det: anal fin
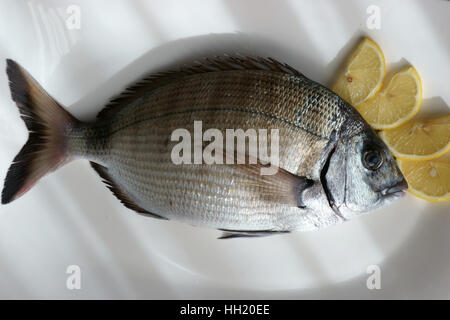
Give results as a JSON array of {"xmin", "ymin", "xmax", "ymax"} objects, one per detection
[
  {"xmin": 90, "ymin": 162, "xmax": 168, "ymax": 220},
  {"xmin": 218, "ymin": 229, "xmax": 290, "ymax": 239}
]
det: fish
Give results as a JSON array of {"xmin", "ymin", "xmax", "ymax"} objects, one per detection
[{"xmin": 1, "ymin": 56, "xmax": 407, "ymax": 238}]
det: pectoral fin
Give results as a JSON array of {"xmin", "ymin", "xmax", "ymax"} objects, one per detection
[{"xmin": 233, "ymin": 158, "xmax": 315, "ymax": 208}]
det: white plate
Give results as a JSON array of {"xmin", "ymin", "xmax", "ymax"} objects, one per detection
[{"xmin": 0, "ymin": 0, "xmax": 449, "ymax": 299}]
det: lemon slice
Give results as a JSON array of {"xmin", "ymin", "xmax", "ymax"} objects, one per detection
[
  {"xmin": 397, "ymin": 153, "xmax": 450, "ymax": 202},
  {"xmin": 332, "ymin": 37, "xmax": 385, "ymax": 106},
  {"xmin": 357, "ymin": 67, "xmax": 422, "ymax": 130},
  {"xmin": 380, "ymin": 115, "xmax": 450, "ymax": 160}
]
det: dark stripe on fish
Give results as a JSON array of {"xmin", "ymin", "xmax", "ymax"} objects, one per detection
[
  {"xmin": 320, "ymin": 145, "xmax": 347, "ymax": 221},
  {"xmin": 87, "ymin": 106, "xmax": 330, "ymax": 140}
]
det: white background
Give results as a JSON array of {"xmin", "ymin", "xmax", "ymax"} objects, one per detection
[{"xmin": 0, "ymin": 0, "xmax": 449, "ymax": 299}]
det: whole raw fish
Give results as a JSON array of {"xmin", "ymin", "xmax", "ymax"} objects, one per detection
[{"xmin": 1, "ymin": 56, "xmax": 407, "ymax": 238}]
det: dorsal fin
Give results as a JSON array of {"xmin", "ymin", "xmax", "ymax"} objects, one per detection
[
  {"xmin": 90, "ymin": 162, "xmax": 168, "ymax": 220},
  {"xmin": 96, "ymin": 55, "xmax": 305, "ymax": 119}
]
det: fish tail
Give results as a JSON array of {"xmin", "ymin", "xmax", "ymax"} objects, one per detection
[{"xmin": 1, "ymin": 59, "xmax": 79, "ymax": 204}]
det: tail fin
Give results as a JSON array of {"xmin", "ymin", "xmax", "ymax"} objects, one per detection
[{"xmin": 1, "ymin": 59, "xmax": 78, "ymax": 204}]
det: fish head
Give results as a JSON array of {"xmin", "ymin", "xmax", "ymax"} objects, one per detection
[{"xmin": 325, "ymin": 126, "xmax": 407, "ymax": 220}]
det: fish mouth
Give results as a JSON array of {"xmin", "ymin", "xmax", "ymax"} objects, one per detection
[{"xmin": 380, "ymin": 179, "xmax": 408, "ymax": 198}]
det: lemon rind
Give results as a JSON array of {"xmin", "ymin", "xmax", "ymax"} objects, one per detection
[
  {"xmin": 407, "ymin": 189, "xmax": 450, "ymax": 202},
  {"xmin": 352, "ymin": 38, "xmax": 386, "ymax": 106},
  {"xmin": 354, "ymin": 38, "xmax": 386, "ymax": 106}
]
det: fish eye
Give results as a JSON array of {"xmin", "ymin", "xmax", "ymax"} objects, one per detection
[{"xmin": 363, "ymin": 149, "xmax": 383, "ymax": 170}]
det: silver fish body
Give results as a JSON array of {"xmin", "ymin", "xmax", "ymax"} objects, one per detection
[{"xmin": 2, "ymin": 57, "xmax": 407, "ymax": 235}]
